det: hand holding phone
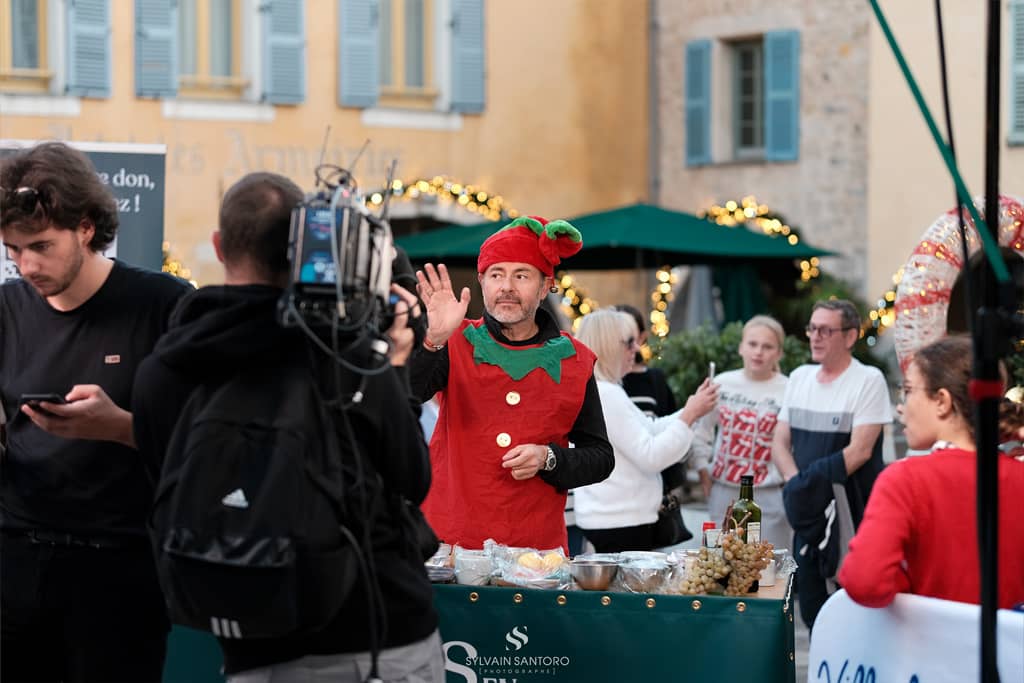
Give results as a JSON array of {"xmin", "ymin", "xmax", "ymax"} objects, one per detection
[{"xmin": 19, "ymin": 393, "xmax": 67, "ymax": 409}]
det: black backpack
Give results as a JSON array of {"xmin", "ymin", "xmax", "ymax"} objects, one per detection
[{"xmin": 149, "ymin": 362, "xmax": 366, "ymax": 639}]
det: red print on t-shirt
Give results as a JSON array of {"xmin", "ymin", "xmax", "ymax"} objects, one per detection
[{"xmin": 711, "ymin": 405, "xmax": 778, "ymax": 484}]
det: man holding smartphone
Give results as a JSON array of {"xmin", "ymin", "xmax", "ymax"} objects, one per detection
[{"xmin": 0, "ymin": 142, "xmax": 190, "ymax": 681}]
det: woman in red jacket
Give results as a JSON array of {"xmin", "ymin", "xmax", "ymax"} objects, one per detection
[{"xmin": 839, "ymin": 335, "xmax": 1024, "ymax": 609}]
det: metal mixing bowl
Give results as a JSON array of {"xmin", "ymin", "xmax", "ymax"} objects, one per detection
[{"xmin": 570, "ymin": 560, "xmax": 619, "ymax": 591}]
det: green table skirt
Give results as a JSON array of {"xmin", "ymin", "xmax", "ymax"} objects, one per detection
[{"xmin": 164, "ymin": 577, "xmax": 796, "ymax": 683}]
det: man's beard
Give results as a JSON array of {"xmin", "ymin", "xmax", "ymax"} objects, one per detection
[
  {"xmin": 488, "ymin": 297, "xmax": 539, "ymax": 326},
  {"xmin": 29, "ymin": 243, "xmax": 84, "ymax": 297}
]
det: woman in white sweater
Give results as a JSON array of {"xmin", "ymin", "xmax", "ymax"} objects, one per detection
[{"xmin": 573, "ymin": 309, "xmax": 718, "ymax": 552}]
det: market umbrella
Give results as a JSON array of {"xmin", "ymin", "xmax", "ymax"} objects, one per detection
[{"xmin": 395, "ymin": 202, "xmax": 834, "ymax": 269}]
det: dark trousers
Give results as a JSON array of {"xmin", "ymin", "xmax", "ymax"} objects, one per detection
[
  {"xmin": 580, "ymin": 523, "xmax": 658, "ymax": 554},
  {"xmin": 1, "ymin": 532, "xmax": 170, "ymax": 683},
  {"xmin": 793, "ymin": 532, "xmax": 832, "ymax": 632}
]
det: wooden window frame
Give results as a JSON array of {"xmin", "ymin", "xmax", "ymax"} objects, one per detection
[
  {"xmin": 178, "ymin": 0, "xmax": 249, "ymax": 99},
  {"xmin": 732, "ymin": 38, "xmax": 765, "ymax": 161},
  {"xmin": 0, "ymin": 0, "xmax": 53, "ymax": 93},
  {"xmin": 379, "ymin": 0, "xmax": 437, "ymax": 109}
]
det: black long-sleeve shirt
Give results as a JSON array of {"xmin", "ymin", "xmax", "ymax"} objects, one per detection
[{"xmin": 409, "ymin": 308, "xmax": 613, "ymax": 490}]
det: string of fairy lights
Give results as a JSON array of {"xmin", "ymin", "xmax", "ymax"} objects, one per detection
[
  {"xmin": 866, "ymin": 272, "xmax": 900, "ymax": 346},
  {"xmin": 365, "ymin": 176, "xmax": 519, "ymax": 223},
  {"xmin": 701, "ymin": 195, "xmax": 822, "ymax": 282},
  {"xmin": 649, "ymin": 267, "xmax": 677, "ymax": 337},
  {"xmin": 162, "ymin": 241, "xmax": 197, "ymax": 287}
]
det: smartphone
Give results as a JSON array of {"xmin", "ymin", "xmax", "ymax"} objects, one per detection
[
  {"xmin": 19, "ymin": 393, "xmax": 67, "ymax": 408},
  {"xmin": 707, "ymin": 361, "xmax": 716, "ymax": 381}
]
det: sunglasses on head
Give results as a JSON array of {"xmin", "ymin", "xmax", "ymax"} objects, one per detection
[{"xmin": 0, "ymin": 186, "xmax": 45, "ymax": 217}]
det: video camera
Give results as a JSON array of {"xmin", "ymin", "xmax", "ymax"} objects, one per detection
[{"xmin": 278, "ymin": 164, "xmax": 394, "ymax": 339}]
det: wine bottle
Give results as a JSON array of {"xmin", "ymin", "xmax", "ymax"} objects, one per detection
[{"xmin": 730, "ymin": 474, "xmax": 762, "ymax": 592}]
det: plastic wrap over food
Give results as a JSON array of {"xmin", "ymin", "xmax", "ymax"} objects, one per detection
[{"xmin": 488, "ymin": 541, "xmax": 570, "ymax": 589}]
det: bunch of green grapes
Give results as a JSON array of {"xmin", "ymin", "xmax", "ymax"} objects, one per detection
[
  {"xmin": 721, "ymin": 533, "xmax": 774, "ymax": 595},
  {"xmin": 678, "ymin": 547, "xmax": 730, "ymax": 595}
]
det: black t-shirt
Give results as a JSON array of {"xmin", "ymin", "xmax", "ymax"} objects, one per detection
[
  {"xmin": 621, "ymin": 366, "xmax": 677, "ymax": 418},
  {"xmin": 0, "ymin": 260, "xmax": 190, "ymax": 536}
]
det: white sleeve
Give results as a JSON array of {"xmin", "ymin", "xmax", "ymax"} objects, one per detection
[
  {"xmin": 688, "ymin": 409, "xmax": 716, "ymax": 471},
  {"xmin": 777, "ymin": 370, "xmax": 798, "ymax": 424},
  {"xmin": 600, "ymin": 382, "xmax": 694, "ymax": 474},
  {"xmin": 853, "ymin": 368, "xmax": 894, "ymax": 426}
]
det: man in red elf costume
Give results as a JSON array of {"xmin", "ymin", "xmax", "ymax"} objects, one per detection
[{"xmin": 410, "ymin": 216, "xmax": 613, "ymax": 552}]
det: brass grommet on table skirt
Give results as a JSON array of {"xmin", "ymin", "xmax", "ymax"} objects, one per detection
[
  {"xmin": 469, "ymin": 592, "xmax": 479, "ymax": 603},
  {"xmin": 513, "ymin": 593, "xmax": 523, "ymax": 604},
  {"xmin": 600, "ymin": 595, "xmax": 612, "ymax": 606},
  {"xmin": 789, "ymin": 613, "xmax": 793, "ymax": 622},
  {"xmin": 645, "ymin": 598, "xmax": 656, "ymax": 609},
  {"xmin": 691, "ymin": 600, "xmax": 702, "ymax": 611},
  {"xmin": 736, "ymin": 601, "xmax": 747, "ymax": 613},
  {"xmin": 556, "ymin": 595, "xmax": 567, "ymax": 606},
  {"xmin": 789, "ymin": 652, "xmax": 795, "ymax": 661}
]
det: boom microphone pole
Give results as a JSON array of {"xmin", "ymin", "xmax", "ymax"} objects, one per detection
[{"xmin": 975, "ymin": 2, "xmax": 1003, "ymax": 681}]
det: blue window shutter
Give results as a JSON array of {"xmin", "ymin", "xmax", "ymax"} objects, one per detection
[
  {"xmin": 338, "ymin": 0, "xmax": 379, "ymax": 107},
  {"xmin": 684, "ymin": 39, "xmax": 711, "ymax": 166},
  {"xmin": 67, "ymin": 0, "xmax": 111, "ymax": 97},
  {"xmin": 764, "ymin": 30, "xmax": 800, "ymax": 161},
  {"xmin": 262, "ymin": 0, "xmax": 306, "ymax": 104},
  {"xmin": 1010, "ymin": 2, "xmax": 1024, "ymax": 143},
  {"xmin": 134, "ymin": 0, "xmax": 177, "ymax": 98},
  {"xmin": 450, "ymin": 0, "xmax": 484, "ymax": 113}
]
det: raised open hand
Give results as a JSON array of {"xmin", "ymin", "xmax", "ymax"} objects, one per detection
[{"xmin": 415, "ymin": 263, "xmax": 471, "ymax": 347}]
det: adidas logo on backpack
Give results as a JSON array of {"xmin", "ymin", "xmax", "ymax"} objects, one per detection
[
  {"xmin": 221, "ymin": 488, "xmax": 249, "ymax": 509},
  {"xmin": 149, "ymin": 364, "xmax": 368, "ymax": 639}
]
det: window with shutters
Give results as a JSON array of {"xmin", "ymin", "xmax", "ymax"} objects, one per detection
[
  {"xmin": 339, "ymin": 0, "xmax": 484, "ymax": 116},
  {"xmin": 1, "ymin": 0, "xmax": 111, "ymax": 99},
  {"xmin": 684, "ymin": 30, "xmax": 798, "ymax": 166},
  {"xmin": 177, "ymin": 0, "xmax": 247, "ymax": 98},
  {"xmin": 0, "ymin": 0, "xmax": 51, "ymax": 93},
  {"xmin": 378, "ymin": 0, "xmax": 437, "ymax": 108},
  {"xmin": 136, "ymin": 0, "xmax": 304, "ymax": 105}
]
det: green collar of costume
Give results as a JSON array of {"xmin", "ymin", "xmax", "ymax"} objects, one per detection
[{"xmin": 463, "ymin": 323, "xmax": 577, "ymax": 382}]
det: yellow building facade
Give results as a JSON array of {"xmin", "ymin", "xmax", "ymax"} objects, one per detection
[{"xmin": 0, "ymin": 0, "xmax": 650, "ymax": 287}]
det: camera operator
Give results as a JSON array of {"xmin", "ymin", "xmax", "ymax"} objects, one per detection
[{"xmin": 132, "ymin": 172, "xmax": 443, "ymax": 681}]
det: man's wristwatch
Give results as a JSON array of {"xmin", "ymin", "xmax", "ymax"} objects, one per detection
[{"xmin": 543, "ymin": 446, "xmax": 557, "ymax": 471}]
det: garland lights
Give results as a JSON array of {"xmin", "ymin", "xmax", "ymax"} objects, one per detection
[
  {"xmin": 366, "ymin": 176, "xmax": 519, "ymax": 222},
  {"xmin": 555, "ymin": 271, "xmax": 599, "ymax": 331},
  {"xmin": 865, "ymin": 274, "xmax": 900, "ymax": 346},
  {"xmin": 701, "ymin": 195, "xmax": 821, "ymax": 282},
  {"xmin": 162, "ymin": 241, "xmax": 197, "ymax": 288},
  {"xmin": 650, "ymin": 266, "xmax": 677, "ymax": 338}
]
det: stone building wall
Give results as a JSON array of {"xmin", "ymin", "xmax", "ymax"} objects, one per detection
[{"xmin": 655, "ymin": 0, "xmax": 872, "ymax": 292}]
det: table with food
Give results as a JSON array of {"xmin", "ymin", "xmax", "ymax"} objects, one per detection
[{"xmin": 427, "ymin": 528, "xmax": 798, "ymax": 683}]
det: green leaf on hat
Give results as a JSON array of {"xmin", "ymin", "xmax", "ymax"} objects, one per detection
[
  {"xmin": 541, "ymin": 219, "xmax": 582, "ymax": 244},
  {"xmin": 499, "ymin": 216, "xmax": 545, "ymax": 236}
]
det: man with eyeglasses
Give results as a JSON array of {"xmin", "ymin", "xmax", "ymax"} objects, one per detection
[
  {"xmin": 409, "ymin": 216, "xmax": 613, "ymax": 553},
  {"xmin": 771, "ymin": 299, "xmax": 892, "ymax": 631},
  {"xmin": 0, "ymin": 142, "xmax": 190, "ymax": 681}
]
